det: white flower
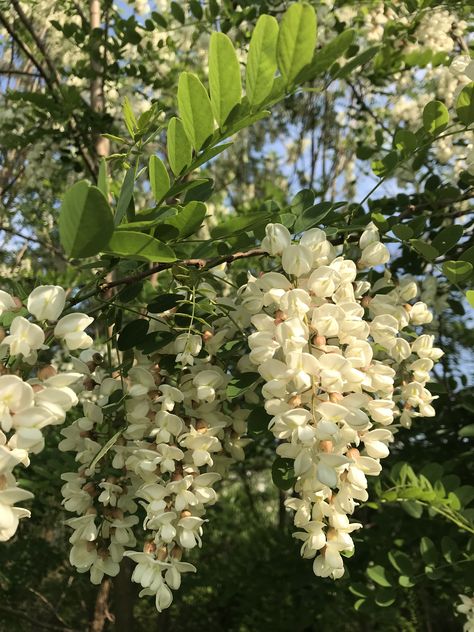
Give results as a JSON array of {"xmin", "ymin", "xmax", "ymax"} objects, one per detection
[
  {"xmin": 281, "ymin": 245, "xmax": 313, "ymax": 276},
  {"xmin": 27, "ymin": 285, "xmax": 66, "ymax": 321},
  {"xmin": 0, "ymin": 290, "xmax": 17, "ymax": 315},
  {"xmin": 54, "ymin": 313, "xmax": 94, "ymax": 350},
  {"xmin": 359, "ymin": 241, "xmax": 390, "ymax": 267},
  {"xmin": 3, "ymin": 317, "xmax": 45, "ymax": 357},
  {"xmin": 261, "ymin": 223, "xmax": 291, "ymax": 255}
]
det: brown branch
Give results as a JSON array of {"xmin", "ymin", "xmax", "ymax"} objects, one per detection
[
  {"xmin": 0, "ymin": 11, "xmax": 54, "ymax": 91},
  {"xmin": 11, "ymin": 0, "xmax": 60, "ymax": 85},
  {"xmin": 67, "ymin": 248, "xmax": 266, "ymax": 307}
]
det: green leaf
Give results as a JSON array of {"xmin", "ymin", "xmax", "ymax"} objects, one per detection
[
  {"xmin": 123, "ymin": 97, "xmax": 137, "ymax": 137},
  {"xmin": 59, "ymin": 180, "xmax": 114, "ymax": 258},
  {"xmin": 401, "ymin": 500, "xmax": 423, "ymax": 518},
  {"xmin": 388, "ymin": 551, "xmax": 414, "ymax": 576},
  {"xmin": 459, "ymin": 424, "xmax": 474, "ymax": 438},
  {"xmin": 423, "ymin": 100, "xmax": 449, "ymax": 135},
  {"xmin": 277, "ymin": 3, "xmax": 317, "ymax": 87},
  {"xmin": 210, "ymin": 210, "xmax": 272, "ymax": 239},
  {"xmin": 177, "ymin": 72, "xmax": 214, "ymax": 150},
  {"xmin": 272, "ymin": 456, "xmax": 297, "ymax": 491},
  {"xmin": 115, "ymin": 166, "xmax": 135, "ymax": 226},
  {"xmin": 247, "ymin": 406, "xmax": 272, "ymax": 437},
  {"xmin": 332, "ymin": 45, "xmax": 380, "ymax": 80},
  {"xmin": 117, "ymin": 319, "xmax": 149, "ymax": 351},
  {"xmin": 170, "ymin": 1, "xmax": 185, "ymax": 23},
  {"xmin": 411, "ymin": 239, "xmax": 438, "ymax": 261},
  {"xmin": 104, "ymin": 231, "xmax": 176, "ymax": 262},
  {"xmin": 442, "ymin": 260, "xmax": 473, "ymax": 283},
  {"xmin": 432, "ymin": 225, "xmax": 463, "ymax": 255},
  {"xmin": 185, "ymin": 142, "xmax": 233, "ymax": 173},
  {"xmin": 159, "ymin": 201, "xmax": 207, "ymax": 240},
  {"xmin": 392, "ymin": 224, "xmax": 414, "ymax": 240},
  {"xmin": 97, "ymin": 158, "xmax": 109, "ymax": 198},
  {"xmin": 246, "ymin": 15, "xmax": 279, "ymax": 106},
  {"xmin": 393, "ymin": 129, "xmax": 417, "ymax": 154},
  {"xmin": 371, "ymin": 151, "xmax": 398, "ymax": 177},
  {"xmin": 226, "ymin": 372, "xmax": 260, "ymax": 399},
  {"xmin": 297, "ymin": 29, "xmax": 355, "ymax": 81},
  {"xmin": 209, "ymin": 32, "xmax": 242, "ymax": 127},
  {"xmin": 147, "ymin": 293, "xmax": 183, "ymax": 313},
  {"xmin": 420, "ymin": 537, "xmax": 438, "ymax": 565},
  {"xmin": 456, "ymin": 82, "xmax": 474, "ymax": 125},
  {"xmin": 294, "ymin": 202, "xmax": 346, "ymax": 233},
  {"xmin": 466, "ymin": 290, "xmax": 474, "ymax": 308},
  {"xmin": 367, "ymin": 565, "xmax": 392, "ymax": 587},
  {"xmin": 399, "ymin": 575, "xmax": 416, "ymax": 588},
  {"xmin": 167, "ymin": 117, "xmax": 193, "ymax": 176},
  {"xmin": 149, "ymin": 155, "xmax": 170, "ymax": 203}
]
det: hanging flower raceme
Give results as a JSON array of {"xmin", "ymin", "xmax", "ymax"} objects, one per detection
[
  {"xmin": 238, "ymin": 222, "xmax": 442, "ymax": 579},
  {"xmin": 0, "ymin": 285, "xmax": 94, "ymax": 541},
  {"xmin": 60, "ymin": 279, "xmax": 251, "ymax": 612}
]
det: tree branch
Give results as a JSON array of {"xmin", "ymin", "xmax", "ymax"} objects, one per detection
[{"xmin": 68, "ymin": 248, "xmax": 266, "ymax": 307}]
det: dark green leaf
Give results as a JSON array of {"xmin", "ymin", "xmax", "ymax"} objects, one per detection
[
  {"xmin": 226, "ymin": 372, "xmax": 260, "ymax": 399},
  {"xmin": 117, "ymin": 319, "xmax": 149, "ymax": 351},
  {"xmin": 432, "ymin": 225, "xmax": 463, "ymax": 255},
  {"xmin": 272, "ymin": 456, "xmax": 297, "ymax": 490},
  {"xmin": 147, "ymin": 293, "xmax": 183, "ymax": 313}
]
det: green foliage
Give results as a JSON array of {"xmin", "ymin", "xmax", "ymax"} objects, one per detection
[
  {"xmin": 58, "ymin": 181, "xmax": 114, "ymax": 258},
  {"xmin": 246, "ymin": 15, "xmax": 279, "ymax": 106},
  {"xmin": 209, "ymin": 32, "xmax": 242, "ymax": 127},
  {"xmin": 276, "ymin": 3, "xmax": 317, "ymax": 86}
]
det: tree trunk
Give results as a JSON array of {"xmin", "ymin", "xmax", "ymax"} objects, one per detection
[
  {"xmin": 89, "ymin": 0, "xmax": 110, "ymax": 161},
  {"xmin": 90, "ymin": 578, "xmax": 112, "ymax": 632},
  {"xmin": 112, "ymin": 558, "xmax": 135, "ymax": 632}
]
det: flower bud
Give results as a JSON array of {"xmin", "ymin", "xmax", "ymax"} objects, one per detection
[
  {"xmin": 37, "ymin": 365, "xmax": 57, "ymax": 380},
  {"xmin": 261, "ymin": 223, "xmax": 291, "ymax": 255}
]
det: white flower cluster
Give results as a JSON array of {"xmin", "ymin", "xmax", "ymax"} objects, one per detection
[
  {"xmin": 457, "ymin": 594, "xmax": 474, "ymax": 632},
  {"xmin": 0, "ymin": 285, "xmax": 93, "ymax": 541},
  {"xmin": 239, "ymin": 223, "xmax": 442, "ymax": 579},
  {"xmin": 60, "ymin": 325, "xmax": 249, "ymax": 611},
  {"xmin": 411, "ymin": 9, "xmax": 465, "ymax": 54}
]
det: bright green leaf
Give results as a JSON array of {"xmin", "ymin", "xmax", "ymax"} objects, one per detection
[
  {"xmin": 466, "ymin": 290, "xmax": 474, "ymax": 308},
  {"xmin": 277, "ymin": 3, "xmax": 317, "ymax": 87},
  {"xmin": 443, "ymin": 260, "xmax": 473, "ymax": 283},
  {"xmin": 209, "ymin": 32, "xmax": 242, "ymax": 127},
  {"xmin": 246, "ymin": 15, "xmax": 279, "ymax": 106},
  {"xmin": 332, "ymin": 45, "xmax": 380, "ymax": 80},
  {"xmin": 177, "ymin": 72, "xmax": 214, "ymax": 150},
  {"xmin": 297, "ymin": 29, "xmax": 355, "ymax": 81},
  {"xmin": 456, "ymin": 82, "xmax": 474, "ymax": 125},
  {"xmin": 104, "ymin": 231, "xmax": 176, "ymax": 262},
  {"xmin": 149, "ymin": 155, "xmax": 171, "ymax": 203},
  {"xmin": 423, "ymin": 100, "xmax": 449, "ymax": 135},
  {"xmin": 167, "ymin": 117, "xmax": 192, "ymax": 176},
  {"xmin": 59, "ymin": 180, "xmax": 114, "ymax": 258},
  {"xmin": 367, "ymin": 565, "xmax": 392, "ymax": 588}
]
